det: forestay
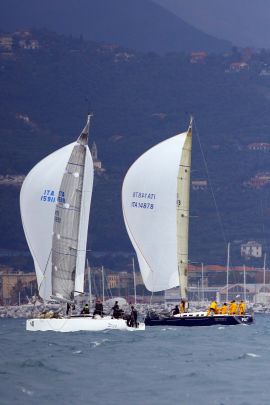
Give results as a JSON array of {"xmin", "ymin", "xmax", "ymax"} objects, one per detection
[{"xmin": 122, "ymin": 131, "xmax": 189, "ymax": 292}]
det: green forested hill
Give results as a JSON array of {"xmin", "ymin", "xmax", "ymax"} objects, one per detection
[
  {"xmin": 0, "ymin": 0, "xmax": 231, "ymax": 54},
  {"xmin": 1, "ymin": 30, "xmax": 270, "ymax": 267}
]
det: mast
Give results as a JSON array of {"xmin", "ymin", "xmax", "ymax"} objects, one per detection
[
  {"xmin": 132, "ymin": 257, "xmax": 137, "ymax": 305},
  {"xmin": 87, "ymin": 258, "xmax": 92, "ymax": 309},
  {"xmin": 243, "ymin": 264, "xmax": 246, "ymax": 302},
  {"xmin": 101, "ymin": 266, "xmax": 105, "ymax": 305},
  {"xmin": 176, "ymin": 116, "xmax": 193, "ymax": 300},
  {"xmin": 263, "ymin": 252, "xmax": 266, "ymax": 289},
  {"xmin": 201, "ymin": 262, "xmax": 204, "ymax": 303},
  {"xmin": 226, "ymin": 242, "xmax": 230, "ymax": 303},
  {"xmin": 51, "ymin": 114, "xmax": 93, "ymax": 302},
  {"xmin": 77, "ymin": 113, "xmax": 92, "ymax": 145}
]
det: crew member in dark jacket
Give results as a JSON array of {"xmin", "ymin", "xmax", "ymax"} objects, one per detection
[
  {"xmin": 81, "ymin": 303, "xmax": 90, "ymax": 315},
  {"xmin": 112, "ymin": 301, "xmax": 121, "ymax": 318},
  {"xmin": 93, "ymin": 299, "xmax": 103, "ymax": 317},
  {"xmin": 172, "ymin": 305, "xmax": 180, "ymax": 316},
  {"xmin": 130, "ymin": 305, "xmax": 138, "ymax": 327}
]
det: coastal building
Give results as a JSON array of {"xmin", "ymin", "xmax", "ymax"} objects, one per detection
[
  {"xmin": 247, "ymin": 142, "xmax": 270, "ymax": 151},
  {"xmin": 260, "ymin": 68, "xmax": 270, "ymax": 77},
  {"xmin": 229, "ymin": 62, "xmax": 249, "ymax": 72},
  {"xmin": 191, "ymin": 180, "xmax": 208, "ymax": 190},
  {"xmin": 0, "ymin": 271, "xmax": 36, "ymax": 305},
  {"xmin": 114, "ymin": 52, "xmax": 135, "ymax": 63},
  {"xmin": 190, "ymin": 51, "xmax": 207, "ymax": 64},
  {"xmin": 18, "ymin": 38, "xmax": 39, "ymax": 50},
  {"xmin": 107, "ymin": 271, "xmax": 143, "ymax": 291},
  {"xmin": 0, "ymin": 174, "xmax": 25, "ymax": 187},
  {"xmin": 0, "ymin": 32, "xmax": 40, "ymax": 53},
  {"xmin": 0, "ymin": 35, "xmax": 13, "ymax": 51},
  {"xmin": 241, "ymin": 241, "xmax": 262, "ymax": 259},
  {"xmin": 107, "ymin": 274, "xmax": 119, "ymax": 289},
  {"xmin": 243, "ymin": 172, "xmax": 270, "ymax": 188}
]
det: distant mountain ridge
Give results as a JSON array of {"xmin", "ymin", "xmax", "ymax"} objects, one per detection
[
  {"xmin": 153, "ymin": 0, "xmax": 270, "ymax": 49},
  {"xmin": 1, "ymin": 29, "xmax": 270, "ymax": 265},
  {"xmin": 0, "ymin": 0, "xmax": 231, "ymax": 53}
]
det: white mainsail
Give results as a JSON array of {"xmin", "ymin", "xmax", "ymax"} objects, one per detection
[
  {"xmin": 122, "ymin": 120, "xmax": 192, "ymax": 297},
  {"xmin": 20, "ymin": 115, "xmax": 94, "ymax": 302}
]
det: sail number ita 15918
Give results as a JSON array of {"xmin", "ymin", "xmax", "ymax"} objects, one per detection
[{"xmin": 40, "ymin": 189, "xmax": 65, "ymax": 203}]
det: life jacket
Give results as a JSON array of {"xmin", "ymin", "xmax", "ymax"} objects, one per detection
[
  {"xmin": 220, "ymin": 305, "xmax": 227, "ymax": 314},
  {"xmin": 180, "ymin": 302, "xmax": 186, "ymax": 313},
  {"xmin": 229, "ymin": 302, "xmax": 238, "ymax": 314},
  {"xmin": 210, "ymin": 301, "xmax": 217, "ymax": 311},
  {"xmin": 239, "ymin": 302, "xmax": 246, "ymax": 314}
]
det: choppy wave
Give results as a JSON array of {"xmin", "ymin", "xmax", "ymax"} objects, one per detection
[{"xmin": 1, "ymin": 316, "xmax": 270, "ymax": 405}]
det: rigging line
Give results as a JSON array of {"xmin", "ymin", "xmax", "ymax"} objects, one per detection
[
  {"xmin": 31, "ymin": 249, "xmax": 52, "ymax": 317},
  {"xmin": 193, "ymin": 119, "xmax": 227, "ymax": 245},
  {"xmin": 150, "ymin": 290, "xmax": 154, "ymax": 306},
  {"xmin": 259, "ymin": 194, "xmax": 266, "ymax": 246}
]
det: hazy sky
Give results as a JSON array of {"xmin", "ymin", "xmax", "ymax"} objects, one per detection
[{"xmin": 153, "ymin": 0, "xmax": 270, "ymax": 48}]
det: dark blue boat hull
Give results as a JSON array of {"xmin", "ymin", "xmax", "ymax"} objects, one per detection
[{"xmin": 145, "ymin": 314, "xmax": 254, "ymax": 327}]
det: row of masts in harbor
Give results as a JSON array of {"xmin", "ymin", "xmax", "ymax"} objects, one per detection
[
  {"xmin": 84, "ymin": 246, "xmax": 269, "ymax": 309},
  {"xmin": 86, "ymin": 257, "xmax": 138, "ymax": 307}
]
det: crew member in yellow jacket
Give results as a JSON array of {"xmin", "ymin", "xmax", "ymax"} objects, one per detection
[
  {"xmin": 207, "ymin": 300, "xmax": 218, "ymax": 315},
  {"xmin": 229, "ymin": 300, "xmax": 238, "ymax": 315},
  {"xmin": 239, "ymin": 301, "xmax": 246, "ymax": 315},
  {"xmin": 180, "ymin": 299, "xmax": 187, "ymax": 313},
  {"xmin": 220, "ymin": 303, "xmax": 228, "ymax": 314}
]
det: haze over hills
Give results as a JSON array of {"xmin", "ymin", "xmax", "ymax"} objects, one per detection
[
  {"xmin": 154, "ymin": 0, "xmax": 270, "ymax": 49},
  {"xmin": 2, "ymin": 29, "xmax": 270, "ymax": 269},
  {"xmin": 0, "ymin": 0, "xmax": 231, "ymax": 54}
]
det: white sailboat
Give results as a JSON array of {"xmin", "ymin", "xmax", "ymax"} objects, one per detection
[
  {"xmin": 122, "ymin": 118, "xmax": 253, "ymax": 326},
  {"xmin": 20, "ymin": 115, "xmax": 144, "ymax": 332}
]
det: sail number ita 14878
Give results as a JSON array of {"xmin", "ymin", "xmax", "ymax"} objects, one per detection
[{"xmin": 131, "ymin": 191, "xmax": 156, "ymax": 210}]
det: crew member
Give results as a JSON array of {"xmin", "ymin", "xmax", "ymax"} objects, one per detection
[
  {"xmin": 93, "ymin": 299, "xmax": 103, "ymax": 316},
  {"xmin": 130, "ymin": 305, "xmax": 138, "ymax": 327},
  {"xmin": 220, "ymin": 303, "xmax": 228, "ymax": 314},
  {"xmin": 172, "ymin": 305, "xmax": 180, "ymax": 316},
  {"xmin": 229, "ymin": 300, "xmax": 238, "ymax": 315},
  {"xmin": 180, "ymin": 299, "xmax": 187, "ymax": 313},
  {"xmin": 207, "ymin": 300, "xmax": 218, "ymax": 315},
  {"xmin": 239, "ymin": 300, "xmax": 246, "ymax": 315},
  {"xmin": 112, "ymin": 301, "xmax": 120, "ymax": 318},
  {"xmin": 81, "ymin": 303, "xmax": 90, "ymax": 315}
]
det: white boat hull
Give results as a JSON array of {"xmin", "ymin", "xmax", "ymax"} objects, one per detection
[{"xmin": 26, "ymin": 316, "xmax": 145, "ymax": 332}]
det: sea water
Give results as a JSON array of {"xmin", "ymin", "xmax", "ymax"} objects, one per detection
[{"xmin": 1, "ymin": 315, "xmax": 270, "ymax": 405}]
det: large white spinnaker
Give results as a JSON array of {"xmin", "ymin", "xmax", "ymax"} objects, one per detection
[
  {"xmin": 20, "ymin": 116, "xmax": 94, "ymax": 302},
  {"xmin": 122, "ymin": 121, "xmax": 192, "ymax": 296}
]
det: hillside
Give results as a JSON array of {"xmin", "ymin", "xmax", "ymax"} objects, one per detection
[
  {"xmin": 0, "ymin": 0, "xmax": 231, "ymax": 54},
  {"xmin": 1, "ymin": 30, "xmax": 270, "ymax": 269},
  {"xmin": 154, "ymin": 0, "xmax": 270, "ymax": 49}
]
